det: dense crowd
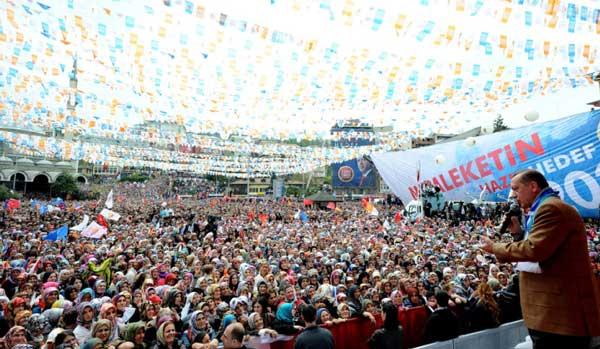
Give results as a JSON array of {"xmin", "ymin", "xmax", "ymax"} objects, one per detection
[{"xmin": 0, "ymin": 177, "xmax": 598, "ymax": 349}]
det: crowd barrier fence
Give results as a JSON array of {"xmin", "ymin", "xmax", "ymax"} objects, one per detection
[
  {"xmin": 264, "ymin": 306, "xmax": 429, "ymax": 349},
  {"xmin": 413, "ymin": 320, "xmax": 528, "ymax": 349}
]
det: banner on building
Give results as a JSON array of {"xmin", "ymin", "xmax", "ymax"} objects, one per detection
[{"xmin": 372, "ymin": 111, "xmax": 600, "ymax": 218}]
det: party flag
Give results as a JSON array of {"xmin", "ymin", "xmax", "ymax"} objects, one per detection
[
  {"xmin": 300, "ymin": 210, "xmax": 309, "ymax": 223},
  {"xmin": 71, "ymin": 214, "xmax": 89, "ymax": 231},
  {"xmin": 97, "ymin": 213, "xmax": 108, "ymax": 227},
  {"xmin": 105, "ymin": 190, "xmax": 114, "ymax": 209},
  {"xmin": 44, "ymin": 225, "xmax": 68, "ymax": 241},
  {"xmin": 81, "ymin": 221, "xmax": 107, "ymax": 239},
  {"xmin": 100, "ymin": 208, "xmax": 121, "ymax": 221}
]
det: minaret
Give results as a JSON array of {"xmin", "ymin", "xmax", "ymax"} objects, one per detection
[{"xmin": 67, "ymin": 56, "xmax": 78, "ymax": 111}]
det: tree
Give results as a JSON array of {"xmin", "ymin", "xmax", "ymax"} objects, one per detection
[
  {"xmin": 323, "ymin": 166, "xmax": 332, "ymax": 186},
  {"xmin": 493, "ymin": 115, "xmax": 509, "ymax": 132},
  {"xmin": 52, "ymin": 173, "xmax": 80, "ymax": 198},
  {"xmin": 286, "ymin": 186, "xmax": 303, "ymax": 198},
  {"xmin": 120, "ymin": 172, "xmax": 148, "ymax": 183},
  {"xmin": 0, "ymin": 185, "xmax": 20, "ymax": 201}
]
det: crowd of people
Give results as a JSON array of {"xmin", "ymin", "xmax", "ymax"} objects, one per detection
[{"xmin": 0, "ymin": 176, "xmax": 598, "ymax": 349}]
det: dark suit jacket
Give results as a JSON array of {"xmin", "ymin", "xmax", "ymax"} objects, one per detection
[
  {"xmin": 367, "ymin": 326, "xmax": 403, "ymax": 349},
  {"xmin": 492, "ymin": 197, "xmax": 600, "ymax": 336},
  {"xmin": 423, "ymin": 308, "xmax": 460, "ymax": 344}
]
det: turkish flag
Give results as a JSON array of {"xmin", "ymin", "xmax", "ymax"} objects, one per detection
[
  {"xmin": 326, "ymin": 202, "xmax": 336, "ymax": 210},
  {"xmin": 7, "ymin": 199, "xmax": 20, "ymax": 211},
  {"xmin": 259, "ymin": 213, "xmax": 268, "ymax": 226},
  {"xmin": 394, "ymin": 211, "xmax": 402, "ymax": 223},
  {"xmin": 97, "ymin": 213, "xmax": 108, "ymax": 228},
  {"xmin": 361, "ymin": 197, "xmax": 369, "ymax": 209}
]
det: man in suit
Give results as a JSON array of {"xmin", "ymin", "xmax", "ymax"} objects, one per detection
[
  {"xmin": 482, "ymin": 169, "xmax": 600, "ymax": 348},
  {"xmin": 422, "ymin": 290, "xmax": 460, "ymax": 344}
]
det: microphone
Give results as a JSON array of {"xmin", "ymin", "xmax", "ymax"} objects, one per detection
[{"xmin": 498, "ymin": 203, "xmax": 522, "ymax": 239}]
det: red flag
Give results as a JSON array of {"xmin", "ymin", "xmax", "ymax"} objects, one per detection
[
  {"xmin": 7, "ymin": 198, "xmax": 20, "ymax": 211},
  {"xmin": 259, "ymin": 213, "xmax": 268, "ymax": 226},
  {"xmin": 97, "ymin": 214, "xmax": 108, "ymax": 228},
  {"xmin": 361, "ymin": 197, "xmax": 369, "ymax": 209},
  {"xmin": 394, "ymin": 211, "xmax": 402, "ymax": 224},
  {"xmin": 326, "ymin": 202, "xmax": 336, "ymax": 210},
  {"xmin": 303, "ymin": 199, "xmax": 313, "ymax": 206}
]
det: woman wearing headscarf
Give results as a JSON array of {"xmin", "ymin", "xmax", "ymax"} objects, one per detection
[
  {"xmin": 80, "ymin": 338, "xmax": 103, "ymax": 349},
  {"xmin": 112, "ymin": 293, "xmax": 136, "ymax": 324},
  {"xmin": 98, "ymin": 303, "xmax": 119, "ymax": 341},
  {"xmin": 63, "ymin": 286, "xmax": 79, "ymax": 303},
  {"xmin": 346, "ymin": 285, "xmax": 375, "ymax": 323},
  {"xmin": 25, "ymin": 313, "xmax": 52, "ymax": 347},
  {"xmin": 121, "ymin": 322, "xmax": 146, "ymax": 349},
  {"xmin": 402, "ymin": 287, "xmax": 426, "ymax": 308},
  {"xmin": 164, "ymin": 290, "xmax": 184, "ymax": 317},
  {"xmin": 2, "ymin": 326, "xmax": 28, "ymax": 349},
  {"xmin": 93, "ymin": 281, "xmax": 108, "ymax": 299},
  {"xmin": 33, "ymin": 288, "xmax": 60, "ymax": 314},
  {"xmin": 14, "ymin": 310, "xmax": 32, "ymax": 328},
  {"xmin": 181, "ymin": 311, "xmax": 215, "ymax": 348},
  {"xmin": 90, "ymin": 320, "xmax": 112, "ymax": 347},
  {"xmin": 251, "ymin": 298, "xmax": 274, "ymax": 330},
  {"xmin": 336, "ymin": 303, "xmax": 352, "ymax": 321},
  {"xmin": 149, "ymin": 320, "xmax": 179, "ymax": 349},
  {"xmin": 390, "ymin": 290, "xmax": 403, "ymax": 309},
  {"xmin": 74, "ymin": 302, "xmax": 95, "ymax": 345},
  {"xmin": 246, "ymin": 312, "xmax": 277, "ymax": 338},
  {"xmin": 452, "ymin": 273, "xmax": 473, "ymax": 299},
  {"xmin": 179, "ymin": 292, "xmax": 199, "ymax": 323},
  {"xmin": 75, "ymin": 289, "xmax": 95, "ymax": 306},
  {"xmin": 271, "ymin": 303, "xmax": 301, "ymax": 335},
  {"xmin": 41, "ymin": 308, "xmax": 64, "ymax": 329}
]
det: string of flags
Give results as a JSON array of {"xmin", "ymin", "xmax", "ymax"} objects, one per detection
[{"xmin": 0, "ymin": 0, "xmax": 598, "ymax": 175}]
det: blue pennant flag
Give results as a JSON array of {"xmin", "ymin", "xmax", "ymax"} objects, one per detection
[
  {"xmin": 44, "ymin": 225, "xmax": 68, "ymax": 241},
  {"xmin": 300, "ymin": 210, "xmax": 309, "ymax": 223}
]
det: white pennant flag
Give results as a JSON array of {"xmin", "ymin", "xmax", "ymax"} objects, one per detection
[
  {"xmin": 383, "ymin": 219, "xmax": 391, "ymax": 230},
  {"xmin": 71, "ymin": 214, "xmax": 90, "ymax": 231},
  {"xmin": 100, "ymin": 208, "xmax": 121, "ymax": 221},
  {"xmin": 105, "ymin": 190, "xmax": 114, "ymax": 209},
  {"xmin": 81, "ymin": 221, "xmax": 108, "ymax": 239}
]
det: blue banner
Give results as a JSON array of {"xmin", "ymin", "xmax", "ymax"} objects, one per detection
[{"xmin": 373, "ymin": 110, "xmax": 600, "ymax": 218}]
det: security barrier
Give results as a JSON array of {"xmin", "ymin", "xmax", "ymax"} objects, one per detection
[{"xmin": 414, "ymin": 320, "xmax": 527, "ymax": 349}]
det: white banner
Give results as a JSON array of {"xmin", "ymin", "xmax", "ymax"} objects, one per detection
[{"xmin": 372, "ymin": 111, "xmax": 600, "ymax": 218}]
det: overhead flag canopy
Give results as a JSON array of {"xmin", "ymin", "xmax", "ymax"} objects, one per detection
[{"xmin": 0, "ymin": 0, "xmax": 598, "ymax": 176}]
